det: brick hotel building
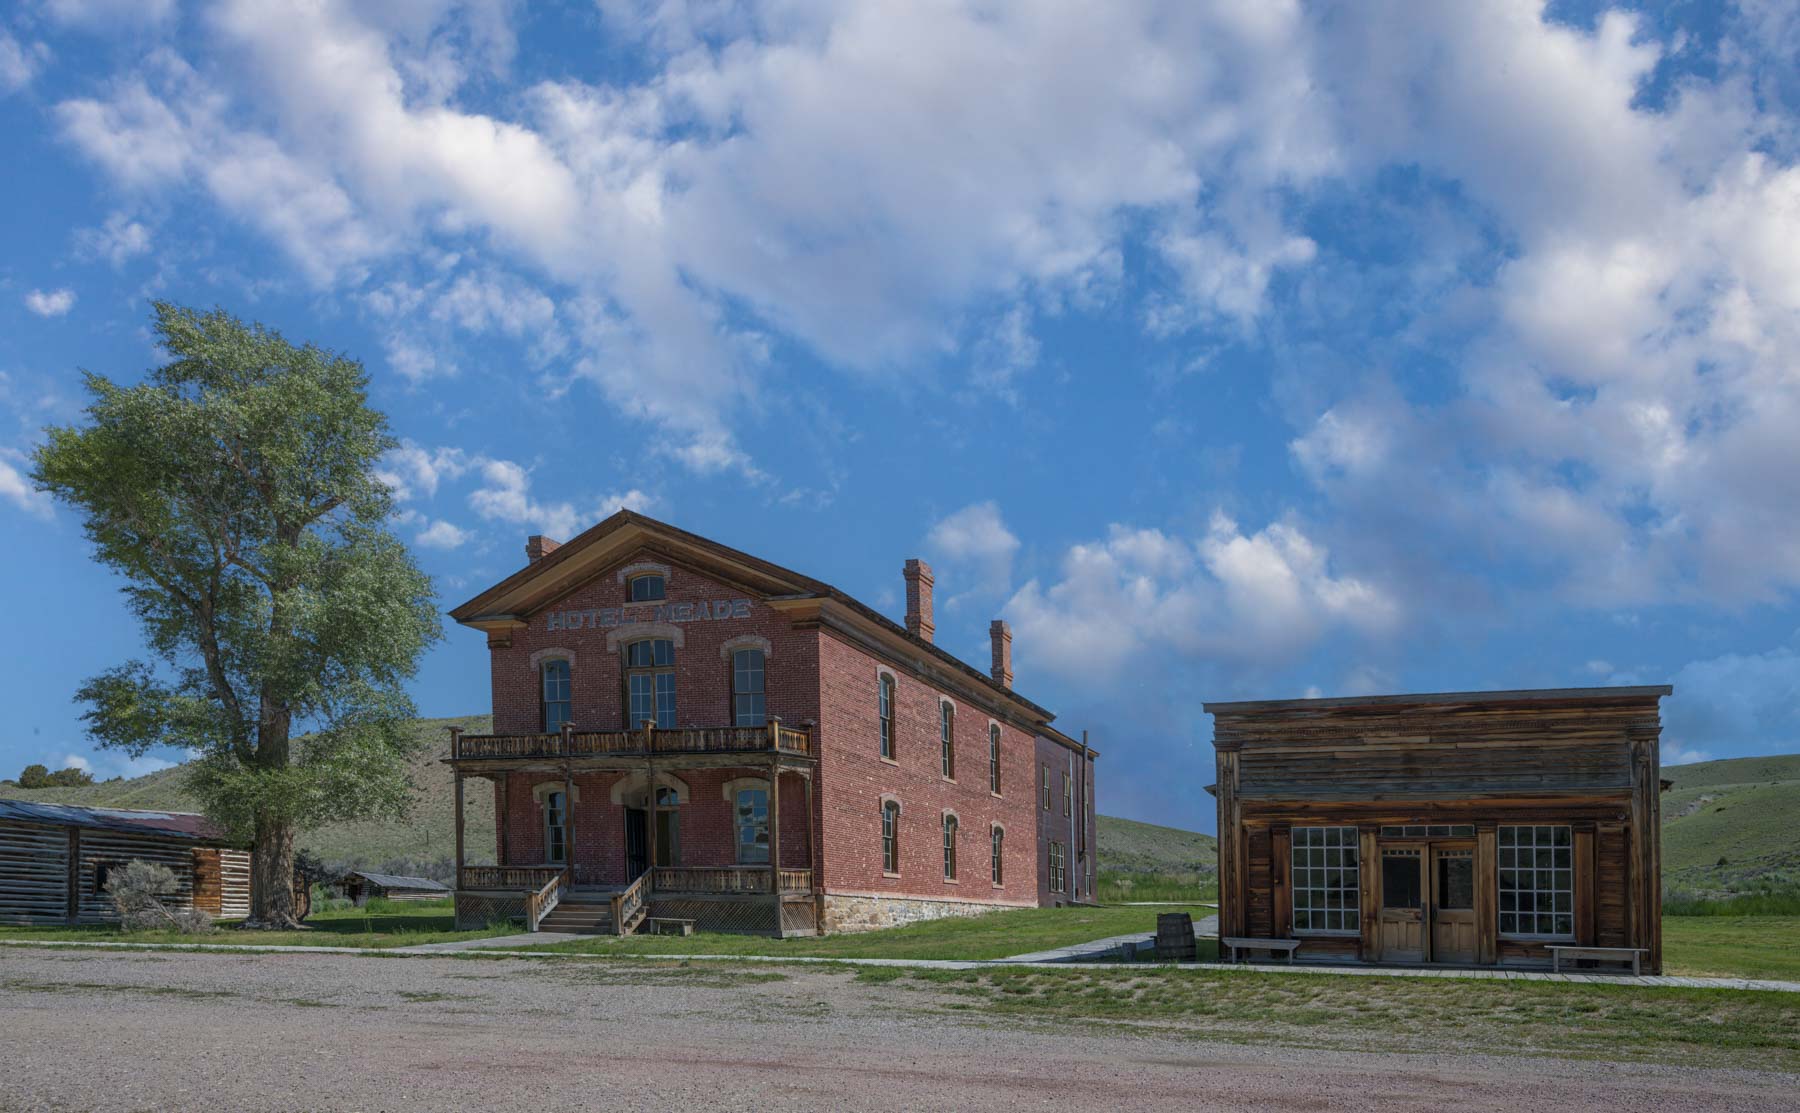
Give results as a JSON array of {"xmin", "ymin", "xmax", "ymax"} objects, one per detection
[{"xmin": 445, "ymin": 511, "xmax": 1097, "ymax": 936}]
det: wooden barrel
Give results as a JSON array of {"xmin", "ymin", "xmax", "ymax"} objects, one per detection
[{"xmin": 1155, "ymin": 912, "xmax": 1195, "ymax": 961}]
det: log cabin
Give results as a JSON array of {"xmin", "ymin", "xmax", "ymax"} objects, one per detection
[
  {"xmin": 445, "ymin": 510, "xmax": 1099, "ymax": 936},
  {"xmin": 0, "ymin": 799, "xmax": 250, "ymax": 925},
  {"xmin": 341, "ymin": 870, "xmax": 451, "ymax": 904},
  {"xmin": 1206, "ymin": 686, "xmax": 1669, "ymax": 973}
]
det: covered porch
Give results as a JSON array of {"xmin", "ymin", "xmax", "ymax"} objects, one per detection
[{"xmin": 447, "ymin": 719, "xmax": 821, "ymax": 937}]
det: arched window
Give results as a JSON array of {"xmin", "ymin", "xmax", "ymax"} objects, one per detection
[
  {"xmin": 991, "ymin": 826, "xmax": 1004, "ymax": 885},
  {"xmin": 942, "ymin": 813, "xmax": 958, "ymax": 880},
  {"xmin": 540, "ymin": 658, "xmax": 571, "ymax": 732},
  {"xmin": 625, "ymin": 638, "xmax": 677, "ymax": 728},
  {"xmin": 734, "ymin": 785, "xmax": 770, "ymax": 863},
  {"xmin": 627, "ymin": 572, "xmax": 666, "ymax": 602},
  {"xmin": 940, "ymin": 701, "xmax": 955, "ymax": 780},
  {"xmin": 732, "ymin": 648, "xmax": 766, "ymax": 726},
  {"xmin": 878, "ymin": 674, "xmax": 895, "ymax": 760},
  {"xmin": 881, "ymin": 800, "xmax": 900, "ymax": 874},
  {"xmin": 543, "ymin": 790, "xmax": 567, "ymax": 864},
  {"xmin": 988, "ymin": 724, "xmax": 1001, "ymax": 794}
]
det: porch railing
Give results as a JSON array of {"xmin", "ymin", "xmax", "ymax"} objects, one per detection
[
  {"xmin": 610, "ymin": 870, "xmax": 650, "ymax": 935},
  {"xmin": 459, "ymin": 865, "xmax": 565, "ymax": 890},
  {"xmin": 451, "ymin": 720, "xmax": 812, "ymax": 762},
  {"xmin": 524, "ymin": 869, "xmax": 569, "ymax": 932},
  {"xmin": 652, "ymin": 866, "xmax": 814, "ymax": 894}
]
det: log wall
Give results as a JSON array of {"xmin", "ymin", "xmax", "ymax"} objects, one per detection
[{"xmin": 0, "ymin": 819, "xmax": 70, "ymax": 924}]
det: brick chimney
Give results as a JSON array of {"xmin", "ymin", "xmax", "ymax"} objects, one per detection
[
  {"xmin": 989, "ymin": 619, "xmax": 1012, "ymax": 688},
  {"xmin": 526, "ymin": 535, "xmax": 561, "ymax": 563},
  {"xmin": 903, "ymin": 559, "xmax": 935, "ymax": 643}
]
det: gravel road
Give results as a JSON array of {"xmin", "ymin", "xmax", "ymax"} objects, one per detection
[{"xmin": 1, "ymin": 947, "xmax": 1793, "ymax": 1112}]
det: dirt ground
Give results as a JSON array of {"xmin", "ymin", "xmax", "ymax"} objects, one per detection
[{"xmin": 1, "ymin": 947, "xmax": 1794, "ymax": 1112}]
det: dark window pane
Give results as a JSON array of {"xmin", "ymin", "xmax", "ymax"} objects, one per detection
[
  {"xmin": 1382, "ymin": 854, "xmax": 1422, "ymax": 910},
  {"xmin": 1437, "ymin": 855, "xmax": 1474, "ymax": 910}
]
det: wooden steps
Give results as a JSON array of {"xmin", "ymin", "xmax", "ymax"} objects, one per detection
[{"xmin": 536, "ymin": 900, "xmax": 615, "ymax": 935}]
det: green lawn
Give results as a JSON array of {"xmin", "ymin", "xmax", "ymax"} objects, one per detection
[
  {"xmin": 1664, "ymin": 915, "xmax": 1800, "ymax": 981},
  {"xmin": 0, "ymin": 898, "xmax": 510, "ymax": 950},
  {"xmin": 540, "ymin": 903, "xmax": 1216, "ymax": 960},
  {"xmin": 851, "ymin": 964, "xmax": 1800, "ymax": 1071}
]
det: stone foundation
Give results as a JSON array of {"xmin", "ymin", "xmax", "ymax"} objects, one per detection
[{"xmin": 821, "ymin": 893, "xmax": 1017, "ymax": 934}]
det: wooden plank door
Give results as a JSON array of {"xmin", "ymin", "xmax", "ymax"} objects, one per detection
[
  {"xmin": 1378, "ymin": 847, "xmax": 1425, "ymax": 962},
  {"xmin": 1430, "ymin": 845, "xmax": 1477, "ymax": 964}
]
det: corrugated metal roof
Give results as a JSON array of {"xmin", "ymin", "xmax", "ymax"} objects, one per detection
[
  {"xmin": 347, "ymin": 870, "xmax": 450, "ymax": 892},
  {"xmin": 0, "ymin": 798, "xmax": 227, "ymax": 841}
]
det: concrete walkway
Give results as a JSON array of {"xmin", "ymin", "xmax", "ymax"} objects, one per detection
[
  {"xmin": 996, "ymin": 912, "xmax": 1220, "ymax": 962},
  {"xmin": 4, "ymin": 937, "xmax": 1795, "ymax": 992},
  {"xmin": 392, "ymin": 932, "xmax": 589, "ymax": 953}
]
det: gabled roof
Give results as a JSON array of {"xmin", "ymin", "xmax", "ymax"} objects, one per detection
[
  {"xmin": 346, "ymin": 870, "xmax": 449, "ymax": 892},
  {"xmin": 0, "ymin": 798, "xmax": 228, "ymax": 842},
  {"xmin": 449, "ymin": 509, "xmax": 1054, "ymax": 723}
]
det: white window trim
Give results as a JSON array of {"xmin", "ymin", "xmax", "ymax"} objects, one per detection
[
  {"xmin": 938, "ymin": 696, "xmax": 957, "ymax": 782},
  {"xmin": 879, "ymin": 795, "xmax": 902, "ymax": 877},
  {"xmin": 1290, "ymin": 825, "xmax": 1361, "ymax": 937},
  {"xmin": 615, "ymin": 561, "xmax": 673, "ymax": 585},
  {"xmin": 876, "ymin": 669, "xmax": 899, "ymax": 765}
]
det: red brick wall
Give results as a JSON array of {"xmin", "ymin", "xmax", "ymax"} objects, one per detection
[
  {"xmin": 1034, "ymin": 735, "xmax": 1098, "ymax": 905},
  {"xmin": 814, "ymin": 629, "xmax": 1038, "ymax": 907},
  {"xmin": 488, "ymin": 549, "xmax": 820, "ymax": 735},
  {"xmin": 489, "ymin": 766, "xmax": 813, "ymax": 887}
]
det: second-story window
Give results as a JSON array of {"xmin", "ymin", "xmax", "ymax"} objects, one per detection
[
  {"xmin": 988, "ymin": 724, "xmax": 1001, "ymax": 794},
  {"xmin": 627, "ymin": 572, "xmax": 666, "ymax": 602},
  {"xmin": 878, "ymin": 674, "xmax": 895, "ymax": 760},
  {"xmin": 1041, "ymin": 763, "xmax": 1050, "ymax": 810},
  {"xmin": 940, "ymin": 701, "xmax": 955, "ymax": 780},
  {"xmin": 626, "ymin": 638, "xmax": 677, "ymax": 729},
  {"xmin": 732, "ymin": 648, "xmax": 766, "ymax": 726},
  {"xmin": 1062, "ymin": 770, "xmax": 1072, "ymax": 817},
  {"xmin": 942, "ymin": 813, "xmax": 958, "ymax": 880},
  {"xmin": 540, "ymin": 658, "xmax": 571, "ymax": 732}
]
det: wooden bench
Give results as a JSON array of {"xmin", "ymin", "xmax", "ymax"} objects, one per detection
[
  {"xmin": 644, "ymin": 917, "xmax": 696, "ymax": 936},
  {"xmin": 1547, "ymin": 945, "xmax": 1649, "ymax": 975},
  {"xmin": 1221, "ymin": 937, "xmax": 1302, "ymax": 964}
]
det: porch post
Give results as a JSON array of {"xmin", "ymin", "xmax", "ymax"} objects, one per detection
[
  {"xmin": 453, "ymin": 771, "xmax": 465, "ymax": 888},
  {"xmin": 562, "ymin": 761, "xmax": 576, "ymax": 884},
  {"xmin": 644, "ymin": 742, "xmax": 658, "ymax": 885},
  {"xmin": 768, "ymin": 745, "xmax": 783, "ymax": 934},
  {"xmin": 497, "ymin": 771, "xmax": 510, "ymax": 866},
  {"xmin": 803, "ymin": 769, "xmax": 816, "ymax": 890}
]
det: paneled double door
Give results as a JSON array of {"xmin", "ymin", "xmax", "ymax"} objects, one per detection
[{"xmin": 1377, "ymin": 842, "xmax": 1477, "ymax": 964}]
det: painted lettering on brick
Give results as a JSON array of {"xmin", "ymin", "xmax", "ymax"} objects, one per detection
[{"xmin": 544, "ymin": 598, "xmax": 755, "ymax": 632}]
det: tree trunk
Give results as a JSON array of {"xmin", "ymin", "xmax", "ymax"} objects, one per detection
[{"xmin": 248, "ymin": 813, "xmax": 301, "ymax": 928}]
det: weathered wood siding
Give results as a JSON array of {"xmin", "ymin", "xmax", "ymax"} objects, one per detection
[
  {"xmin": 0, "ymin": 819, "xmax": 70, "ymax": 925},
  {"xmin": 74, "ymin": 829, "xmax": 200, "ymax": 924},
  {"xmin": 1211, "ymin": 689, "xmax": 1666, "ymax": 972}
]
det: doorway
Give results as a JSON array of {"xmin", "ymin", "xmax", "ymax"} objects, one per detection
[
  {"xmin": 625, "ymin": 791, "xmax": 679, "ymax": 878},
  {"xmin": 1377, "ymin": 841, "xmax": 1478, "ymax": 964}
]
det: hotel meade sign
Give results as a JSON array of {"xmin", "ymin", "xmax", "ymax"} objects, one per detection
[{"xmin": 543, "ymin": 599, "xmax": 754, "ymax": 632}]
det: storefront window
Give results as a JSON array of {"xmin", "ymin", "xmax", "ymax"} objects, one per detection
[{"xmin": 1291, "ymin": 826, "xmax": 1360, "ymax": 934}]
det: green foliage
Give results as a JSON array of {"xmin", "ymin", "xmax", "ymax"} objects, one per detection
[
  {"xmin": 1096, "ymin": 870, "xmax": 1217, "ymax": 904},
  {"xmin": 1662, "ymin": 754, "xmax": 1800, "ymax": 896},
  {"xmin": 31, "ymin": 303, "xmax": 441, "ymax": 917},
  {"xmin": 17, "ymin": 764, "xmax": 96, "ymax": 788},
  {"xmin": 1665, "ymin": 887, "xmax": 1800, "ymax": 917}
]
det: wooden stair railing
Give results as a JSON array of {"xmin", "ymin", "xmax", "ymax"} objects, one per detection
[
  {"xmin": 524, "ymin": 868, "xmax": 569, "ymax": 933},
  {"xmin": 610, "ymin": 869, "xmax": 651, "ymax": 936}
]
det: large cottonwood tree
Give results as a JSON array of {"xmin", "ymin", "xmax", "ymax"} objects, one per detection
[{"xmin": 34, "ymin": 303, "xmax": 440, "ymax": 926}]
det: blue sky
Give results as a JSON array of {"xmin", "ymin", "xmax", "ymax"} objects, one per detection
[{"xmin": 4, "ymin": 1, "xmax": 1800, "ymax": 832}]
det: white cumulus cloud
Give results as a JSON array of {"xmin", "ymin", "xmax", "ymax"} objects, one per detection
[{"xmin": 24, "ymin": 289, "xmax": 76, "ymax": 317}]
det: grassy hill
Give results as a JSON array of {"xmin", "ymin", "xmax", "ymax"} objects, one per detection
[
  {"xmin": 1097, "ymin": 815, "xmax": 1216, "ymax": 875},
  {"xmin": 1663, "ymin": 753, "xmax": 1800, "ymax": 897}
]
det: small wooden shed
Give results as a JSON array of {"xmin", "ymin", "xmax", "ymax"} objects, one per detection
[
  {"xmin": 0, "ymin": 799, "xmax": 251, "ymax": 924},
  {"xmin": 1206, "ymin": 686, "xmax": 1670, "ymax": 973},
  {"xmin": 341, "ymin": 870, "xmax": 451, "ymax": 904}
]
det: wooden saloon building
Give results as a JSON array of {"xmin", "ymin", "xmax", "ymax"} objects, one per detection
[
  {"xmin": 0, "ymin": 799, "xmax": 250, "ymax": 925},
  {"xmin": 445, "ymin": 510, "xmax": 1098, "ymax": 937},
  {"xmin": 1207, "ymin": 686, "xmax": 1669, "ymax": 973}
]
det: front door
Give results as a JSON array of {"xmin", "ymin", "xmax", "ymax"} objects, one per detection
[
  {"xmin": 1430, "ymin": 845, "xmax": 1477, "ymax": 964},
  {"xmin": 626, "ymin": 808, "xmax": 648, "ymax": 878},
  {"xmin": 1378, "ymin": 848, "xmax": 1426, "ymax": 962}
]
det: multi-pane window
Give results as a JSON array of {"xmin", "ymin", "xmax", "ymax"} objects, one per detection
[
  {"xmin": 543, "ymin": 790, "xmax": 567, "ymax": 865},
  {"xmin": 1048, "ymin": 841, "xmax": 1065, "ymax": 893},
  {"xmin": 731, "ymin": 648, "xmax": 766, "ymax": 726},
  {"xmin": 1291, "ymin": 826, "xmax": 1360, "ymax": 934},
  {"xmin": 988, "ymin": 724, "xmax": 1001, "ymax": 794},
  {"xmin": 942, "ymin": 814, "xmax": 958, "ymax": 879},
  {"xmin": 1498, "ymin": 825, "xmax": 1574, "ymax": 938},
  {"xmin": 878, "ymin": 675, "xmax": 895, "ymax": 760},
  {"xmin": 991, "ymin": 826, "xmax": 1004, "ymax": 885},
  {"xmin": 625, "ymin": 639, "xmax": 677, "ymax": 728},
  {"xmin": 1041, "ymin": 764, "xmax": 1050, "ymax": 810},
  {"xmin": 881, "ymin": 800, "xmax": 900, "ymax": 874},
  {"xmin": 627, "ymin": 573, "xmax": 666, "ymax": 601},
  {"xmin": 540, "ymin": 658, "xmax": 571, "ymax": 732},
  {"xmin": 734, "ymin": 786, "xmax": 769, "ymax": 864},
  {"xmin": 1062, "ymin": 770, "xmax": 1071, "ymax": 817},
  {"xmin": 940, "ymin": 702, "xmax": 955, "ymax": 779}
]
